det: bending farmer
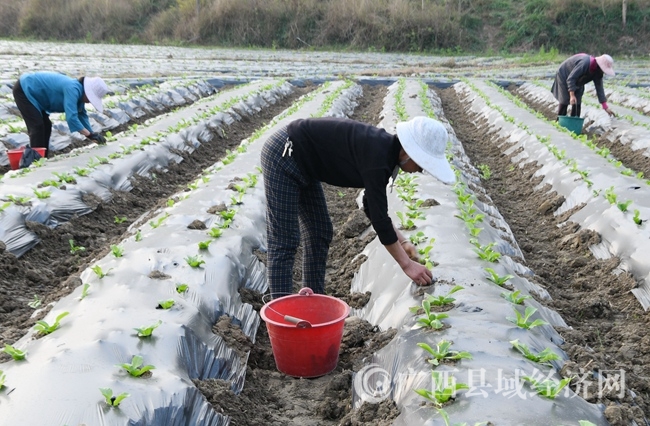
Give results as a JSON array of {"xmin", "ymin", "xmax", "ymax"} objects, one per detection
[
  {"xmin": 261, "ymin": 116, "xmax": 455, "ymax": 297},
  {"xmin": 551, "ymin": 53, "xmax": 616, "ymax": 118},
  {"xmin": 13, "ymin": 72, "xmax": 110, "ymax": 155}
]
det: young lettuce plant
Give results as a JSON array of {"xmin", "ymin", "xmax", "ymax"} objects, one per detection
[
  {"xmin": 409, "ymin": 231, "xmax": 428, "ymax": 245},
  {"xmin": 157, "ymin": 299, "xmax": 175, "ymax": 310},
  {"xmin": 633, "ymin": 209, "xmax": 643, "ymax": 225},
  {"xmin": 3, "ymin": 344, "xmax": 26, "ymax": 360},
  {"xmin": 474, "ymin": 243, "xmax": 501, "ymax": 262},
  {"xmin": 185, "ymin": 255, "xmax": 205, "ymax": 268},
  {"xmin": 0, "ymin": 370, "xmax": 5, "ymax": 389},
  {"xmin": 69, "ymin": 239, "xmax": 85, "ymax": 254},
  {"xmin": 79, "ymin": 283, "xmax": 90, "ymax": 300},
  {"xmin": 207, "ymin": 227, "xmax": 223, "ymax": 238},
  {"xmin": 484, "ymin": 267, "xmax": 513, "ymax": 286},
  {"xmin": 396, "ymin": 211, "xmax": 416, "ymax": 230},
  {"xmin": 91, "ymin": 265, "xmax": 113, "ymax": 279},
  {"xmin": 414, "ymin": 370, "xmax": 469, "ymax": 406},
  {"xmin": 415, "ymin": 299, "xmax": 449, "ymax": 330},
  {"xmin": 27, "ymin": 294, "xmax": 42, "ymax": 308},
  {"xmin": 198, "ymin": 240, "xmax": 212, "ymax": 250},
  {"xmin": 134, "ymin": 320, "xmax": 162, "ymax": 337},
  {"xmin": 420, "ymin": 285, "xmax": 464, "ymax": 307},
  {"xmin": 117, "ymin": 355, "xmax": 155, "ymax": 377},
  {"xmin": 33, "ymin": 189, "xmax": 51, "ymax": 199},
  {"xmin": 176, "ymin": 283, "xmax": 189, "ymax": 293},
  {"xmin": 507, "ymin": 306, "xmax": 548, "ymax": 330},
  {"xmin": 110, "ymin": 245, "xmax": 124, "ymax": 258},
  {"xmin": 501, "ymin": 290, "xmax": 530, "ymax": 305},
  {"xmin": 510, "ymin": 339, "xmax": 560, "ymax": 365},
  {"xmin": 521, "ymin": 375, "xmax": 571, "ymax": 399},
  {"xmin": 417, "ymin": 340, "xmax": 472, "ymax": 366},
  {"xmin": 34, "ymin": 311, "xmax": 69, "ymax": 335}
]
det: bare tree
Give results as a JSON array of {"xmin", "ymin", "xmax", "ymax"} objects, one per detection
[{"xmin": 622, "ymin": 0, "xmax": 627, "ymax": 28}]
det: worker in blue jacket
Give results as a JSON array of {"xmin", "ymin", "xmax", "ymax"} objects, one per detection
[{"xmin": 12, "ymin": 72, "xmax": 110, "ymax": 155}]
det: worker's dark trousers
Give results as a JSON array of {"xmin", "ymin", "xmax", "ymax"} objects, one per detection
[
  {"xmin": 260, "ymin": 127, "xmax": 333, "ymax": 297},
  {"xmin": 12, "ymin": 79, "xmax": 51, "ymax": 153}
]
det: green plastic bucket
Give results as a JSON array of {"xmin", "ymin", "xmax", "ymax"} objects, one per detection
[{"xmin": 558, "ymin": 115, "xmax": 584, "ymax": 135}]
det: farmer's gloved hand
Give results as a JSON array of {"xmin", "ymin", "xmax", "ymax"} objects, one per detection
[
  {"xmin": 605, "ymin": 108, "xmax": 616, "ymax": 118},
  {"xmin": 88, "ymin": 132, "xmax": 106, "ymax": 144}
]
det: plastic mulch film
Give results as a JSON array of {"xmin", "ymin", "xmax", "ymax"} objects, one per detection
[
  {"xmin": 348, "ymin": 79, "xmax": 607, "ymax": 425},
  {"xmin": 0, "ymin": 80, "xmax": 292, "ymax": 258},
  {"xmin": 0, "ymin": 80, "xmax": 361, "ymax": 425}
]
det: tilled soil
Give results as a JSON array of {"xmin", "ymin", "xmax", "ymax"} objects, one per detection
[{"xmin": 438, "ymin": 85, "xmax": 650, "ymax": 425}]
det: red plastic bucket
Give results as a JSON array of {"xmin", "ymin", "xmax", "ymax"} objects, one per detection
[
  {"xmin": 7, "ymin": 147, "xmax": 46, "ymax": 170},
  {"xmin": 260, "ymin": 288, "xmax": 350, "ymax": 378}
]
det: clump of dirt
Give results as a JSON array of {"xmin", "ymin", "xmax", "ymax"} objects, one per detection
[{"xmin": 438, "ymin": 85, "xmax": 650, "ymax": 423}]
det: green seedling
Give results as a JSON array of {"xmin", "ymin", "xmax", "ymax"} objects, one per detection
[
  {"xmin": 53, "ymin": 172, "xmax": 76, "ymax": 183},
  {"xmin": 475, "ymin": 243, "xmax": 501, "ymax": 262},
  {"xmin": 604, "ymin": 186, "xmax": 617, "ymax": 204},
  {"xmin": 0, "ymin": 370, "xmax": 5, "ymax": 389},
  {"xmin": 507, "ymin": 306, "xmax": 548, "ymax": 330},
  {"xmin": 198, "ymin": 240, "xmax": 212, "ymax": 250},
  {"xmin": 409, "ymin": 231, "xmax": 428, "ymax": 245},
  {"xmin": 95, "ymin": 156, "xmax": 110, "ymax": 165},
  {"xmin": 134, "ymin": 320, "xmax": 162, "ymax": 337},
  {"xmin": 187, "ymin": 180, "xmax": 200, "ymax": 190},
  {"xmin": 34, "ymin": 311, "xmax": 69, "ymax": 335},
  {"xmin": 6, "ymin": 195, "xmax": 30, "ymax": 204},
  {"xmin": 79, "ymin": 283, "xmax": 90, "ymax": 300},
  {"xmin": 406, "ymin": 199, "xmax": 424, "ymax": 211},
  {"xmin": 185, "ymin": 255, "xmax": 205, "ymax": 268},
  {"xmin": 166, "ymin": 198, "xmax": 175, "ymax": 207},
  {"xmin": 435, "ymin": 407, "xmax": 487, "ymax": 426},
  {"xmin": 230, "ymin": 192, "xmax": 244, "ymax": 205},
  {"xmin": 114, "ymin": 216, "xmax": 127, "ymax": 224},
  {"xmin": 91, "ymin": 265, "xmax": 113, "ymax": 279},
  {"xmin": 33, "ymin": 189, "xmax": 51, "ymax": 199},
  {"xmin": 3, "ymin": 344, "xmax": 26, "ymax": 360},
  {"xmin": 579, "ymin": 422, "xmax": 597, "ymax": 426},
  {"xmin": 31, "ymin": 158, "xmax": 46, "ymax": 167},
  {"xmin": 484, "ymin": 267, "xmax": 513, "ymax": 286},
  {"xmin": 28, "ymin": 294, "xmax": 42, "ymax": 308},
  {"xmin": 633, "ymin": 209, "xmax": 643, "ymax": 225},
  {"xmin": 207, "ymin": 227, "xmax": 223, "ymax": 238},
  {"xmin": 117, "ymin": 355, "xmax": 155, "ymax": 377},
  {"xmin": 157, "ymin": 299, "xmax": 175, "ymax": 309},
  {"xmin": 417, "ymin": 340, "xmax": 472, "ymax": 366},
  {"xmin": 135, "ymin": 229, "xmax": 142, "ymax": 241},
  {"xmin": 510, "ymin": 339, "xmax": 560, "ymax": 365},
  {"xmin": 406, "ymin": 210, "xmax": 425, "ymax": 220},
  {"xmin": 150, "ymin": 213, "xmax": 170, "ymax": 229},
  {"xmin": 69, "ymin": 239, "xmax": 85, "ymax": 254},
  {"xmin": 521, "ymin": 375, "xmax": 571, "ymax": 399},
  {"xmin": 73, "ymin": 166, "xmax": 91, "ymax": 176},
  {"xmin": 219, "ymin": 209, "xmax": 236, "ymax": 221},
  {"xmin": 501, "ymin": 290, "xmax": 530, "ymax": 305},
  {"xmin": 110, "ymin": 245, "xmax": 124, "ymax": 258},
  {"xmin": 477, "ymin": 164, "xmax": 492, "ymax": 180},
  {"xmin": 108, "ymin": 152, "xmax": 123, "ymax": 160},
  {"xmin": 218, "ymin": 219, "xmax": 232, "ymax": 229},
  {"xmin": 176, "ymin": 283, "xmax": 189, "ymax": 293},
  {"xmin": 617, "ymin": 200, "xmax": 632, "ymax": 212},
  {"xmin": 422, "ymin": 285, "xmax": 464, "ymax": 307},
  {"xmin": 100, "ymin": 388, "xmax": 130, "ymax": 407},
  {"xmin": 396, "ymin": 211, "xmax": 416, "ymax": 230},
  {"xmin": 415, "ymin": 300, "xmax": 449, "ymax": 330},
  {"xmin": 41, "ymin": 179, "xmax": 60, "ymax": 188},
  {"xmin": 414, "ymin": 370, "xmax": 469, "ymax": 406},
  {"xmin": 0, "ymin": 202, "xmax": 11, "ymax": 213}
]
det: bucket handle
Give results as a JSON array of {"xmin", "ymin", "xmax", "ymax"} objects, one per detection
[
  {"xmin": 283, "ymin": 315, "xmax": 312, "ymax": 328},
  {"xmin": 298, "ymin": 287, "xmax": 314, "ymax": 296}
]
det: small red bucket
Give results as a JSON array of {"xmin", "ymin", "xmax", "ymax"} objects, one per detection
[
  {"xmin": 260, "ymin": 288, "xmax": 350, "ymax": 378},
  {"xmin": 7, "ymin": 147, "xmax": 46, "ymax": 170}
]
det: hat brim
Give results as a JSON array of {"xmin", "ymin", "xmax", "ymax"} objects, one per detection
[
  {"xmin": 595, "ymin": 57, "xmax": 615, "ymax": 76},
  {"xmin": 396, "ymin": 121, "xmax": 456, "ymax": 184},
  {"xmin": 84, "ymin": 80, "xmax": 103, "ymax": 114}
]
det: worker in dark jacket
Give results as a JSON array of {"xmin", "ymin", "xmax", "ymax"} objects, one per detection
[
  {"xmin": 260, "ymin": 116, "xmax": 455, "ymax": 297},
  {"xmin": 12, "ymin": 72, "xmax": 109, "ymax": 155},
  {"xmin": 551, "ymin": 54, "xmax": 616, "ymax": 118}
]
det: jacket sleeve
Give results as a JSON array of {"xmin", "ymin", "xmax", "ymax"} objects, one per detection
[
  {"xmin": 361, "ymin": 169, "xmax": 398, "ymax": 245},
  {"xmin": 593, "ymin": 75, "xmax": 607, "ymax": 104},
  {"xmin": 62, "ymin": 85, "xmax": 87, "ymax": 133}
]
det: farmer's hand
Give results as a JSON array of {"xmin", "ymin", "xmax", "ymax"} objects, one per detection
[
  {"xmin": 400, "ymin": 240, "xmax": 419, "ymax": 261},
  {"xmin": 403, "ymin": 259, "xmax": 433, "ymax": 286},
  {"xmin": 605, "ymin": 107, "xmax": 616, "ymax": 117},
  {"xmin": 88, "ymin": 132, "xmax": 106, "ymax": 144},
  {"xmin": 569, "ymin": 92, "xmax": 577, "ymax": 105}
]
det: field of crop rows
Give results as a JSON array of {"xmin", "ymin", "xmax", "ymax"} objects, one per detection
[{"xmin": 0, "ymin": 41, "xmax": 649, "ymax": 426}]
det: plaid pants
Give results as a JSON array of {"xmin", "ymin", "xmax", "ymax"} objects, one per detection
[{"xmin": 261, "ymin": 127, "xmax": 333, "ymax": 296}]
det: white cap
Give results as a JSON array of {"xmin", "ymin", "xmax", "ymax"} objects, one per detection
[
  {"xmin": 84, "ymin": 77, "xmax": 109, "ymax": 113},
  {"xmin": 595, "ymin": 54, "xmax": 615, "ymax": 76},
  {"xmin": 395, "ymin": 117, "xmax": 455, "ymax": 184}
]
